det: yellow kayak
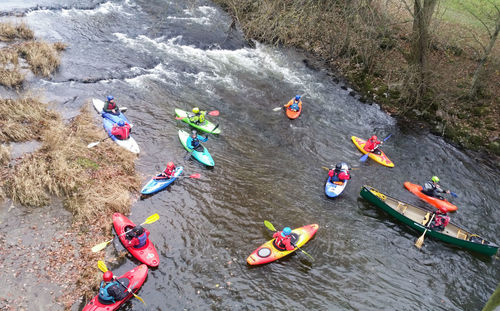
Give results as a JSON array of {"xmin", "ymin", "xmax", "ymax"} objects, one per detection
[{"xmin": 351, "ymin": 136, "xmax": 394, "ymax": 167}]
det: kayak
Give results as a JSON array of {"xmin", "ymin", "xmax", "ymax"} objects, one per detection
[
  {"xmin": 92, "ymin": 98, "xmax": 140, "ymax": 154},
  {"xmin": 285, "ymin": 99, "xmax": 302, "ymax": 119},
  {"xmin": 325, "ymin": 178, "xmax": 348, "ymax": 198},
  {"xmin": 351, "ymin": 136, "xmax": 394, "ymax": 167},
  {"xmin": 141, "ymin": 166, "xmax": 184, "ymax": 195},
  {"xmin": 113, "ymin": 213, "xmax": 160, "ymax": 267},
  {"xmin": 178, "ymin": 130, "xmax": 214, "ymax": 167},
  {"xmin": 404, "ymin": 181, "xmax": 458, "ymax": 213},
  {"xmin": 82, "ymin": 264, "xmax": 148, "ymax": 311},
  {"xmin": 246, "ymin": 224, "xmax": 318, "ymax": 265},
  {"xmin": 174, "ymin": 108, "xmax": 221, "ymax": 134}
]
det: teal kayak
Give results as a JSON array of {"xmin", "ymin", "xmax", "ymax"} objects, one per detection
[
  {"xmin": 178, "ymin": 130, "xmax": 214, "ymax": 167},
  {"xmin": 175, "ymin": 108, "xmax": 221, "ymax": 134}
]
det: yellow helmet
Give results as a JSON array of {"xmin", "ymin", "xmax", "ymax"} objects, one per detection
[{"xmin": 192, "ymin": 107, "xmax": 200, "ymax": 114}]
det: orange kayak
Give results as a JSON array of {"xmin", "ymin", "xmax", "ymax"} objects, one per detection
[
  {"xmin": 247, "ymin": 224, "xmax": 318, "ymax": 265},
  {"xmin": 404, "ymin": 181, "xmax": 458, "ymax": 213},
  {"xmin": 351, "ymin": 136, "xmax": 394, "ymax": 167},
  {"xmin": 284, "ymin": 99, "xmax": 302, "ymax": 119}
]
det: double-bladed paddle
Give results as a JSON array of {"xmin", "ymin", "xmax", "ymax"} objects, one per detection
[
  {"xmin": 263, "ymin": 220, "xmax": 314, "ymax": 261},
  {"xmin": 91, "ymin": 213, "xmax": 160, "ymax": 252},
  {"xmin": 153, "ymin": 173, "xmax": 201, "ymax": 180},
  {"xmin": 175, "ymin": 110, "xmax": 220, "ymax": 120},
  {"xmin": 97, "ymin": 260, "xmax": 146, "ymax": 305},
  {"xmin": 359, "ymin": 133, "xmax": 392, "ymax": 162}
]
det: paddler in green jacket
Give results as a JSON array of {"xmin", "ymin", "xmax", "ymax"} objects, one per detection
[{"xmin": 188, "ymin": 107, "xmax": 206, "ymax": 124}]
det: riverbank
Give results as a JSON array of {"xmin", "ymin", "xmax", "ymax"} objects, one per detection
[
  {"xmin": 0, "ymin": 21, "xmax": 141, "ymax": 309},
  {"xmin": 212, "ymin": 0, "xmax": 500, "ymax": 159}
]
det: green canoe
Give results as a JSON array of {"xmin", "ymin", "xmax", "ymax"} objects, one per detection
[
  {"xmin": 175, "ymin": 108, "xmax": 221, "ymax": 134},
  {"xmin": 360, "ymin": 185, "xmax": 499, "ymax": 256}
]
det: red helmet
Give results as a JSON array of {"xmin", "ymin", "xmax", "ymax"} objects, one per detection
[
  {"xmin": 103, "ymin": 271, "xmax": 113, "ymax": 282},
  {"xmin": 167, "ymin": 162, "xmax": 175, "ymax": 169},
  {"xmin": 371, "ymin": 135, "xmax": 377, "ymax": 140}
]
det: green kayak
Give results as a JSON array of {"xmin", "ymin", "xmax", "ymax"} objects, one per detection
[{"xmin": 175, "ymin": 108, "xmax": 221, "ymax": 134}]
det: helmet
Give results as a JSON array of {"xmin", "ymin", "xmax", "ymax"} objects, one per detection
[
  {"xmin": 191, "ymin": 130, "xmax": 197, "ymax": 137},
  {"xmin": 295, "ymin": 95, "xmax": 301, "ymax": 101},
  {"xmin": 340, "ymin": 162, "xmax": 349, "ymax": 170},
  {"xmin": 132, "ymin": 226, "xmax": 144, "ymax": 235},
  {"xmin": 431, "ymin": 176, "xmax": 440, "ymax": 183},
  {"xmin": 282, "ymin": 227, "xmax": 292, "ymax": 237},
  {"xmin": 371, "ymin": 135, "xmax": 377, "ymax": 141},
  {"xmin": 167, "ymin": 162, "xmax": 174, "ymax": 169},
  {"xmin": 192, "ymin": 107, "xmax": 200, "ymax": 114},
  {"xmin": 107, "ymin": 95, "xmax": 114, "ymax": 101},
  {"xmin": 335, "ymin": 163, "xmax": 342, "ymax": 171},
  {"xmin": 103, "ymin": 271, "xmax": 113, "ymax": 282},
  {"xmin": 117, "ymin": 120, "xmax": 125, "ymax": 127}
]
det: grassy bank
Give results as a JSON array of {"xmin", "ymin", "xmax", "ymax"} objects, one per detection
[
  {"xmin": 213, "ymin": 0, "xmax": 499, "ymax": 157},
  {"xmin": 0, "ymin": 21, "xmax": 141, "ymax": 307}
]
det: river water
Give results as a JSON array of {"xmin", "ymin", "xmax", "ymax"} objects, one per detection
[{"xmin": 2, "ymin": 0, "xmax": 499, "ymax": 310}]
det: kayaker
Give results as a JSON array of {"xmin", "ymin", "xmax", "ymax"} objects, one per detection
[
  {"xmin": 98, "ymin": 271, "xmax": 128, "ymax": 304},
  {"xmin": 421, "ymin": 176, "xmax": 450, "ymax": 200},
  {"xmin": 103, "ymin": 95, "xmax": 120, "ymax": 115},
  {"xmin": 328, "ymin": 162, "xmax": 351, "ymax": 182},
  {"xmin": 430, "ymin": 210, "xmax": 450, "ymax": 231},
  {"xmin": 111, "ymin": 120, "xmax": 131, "ymax": 140},
  {"xmin": 125, "ymin": 226, "xmax": 150, "ymax": 249},
  {"xmin": 273, "ymin": 227, "xmax": 295, "ymax": 251},
  {"xmin": 364, "ymin": 135, "xmax": 382, "ymax": 154},
  {"xmin": 187, "ymin": 130, "xmax": 208, "ymax": 150},
  {"xmin": 188, "ymin": 107, "xmax": 206, "ymax": 124},
  {"xmin": 159, "ymin": 162, "xmax": 176, "ymax": 179},
  {"xmin": 284, "ymin": 95, "xmax": 301, "ymax": 112}
]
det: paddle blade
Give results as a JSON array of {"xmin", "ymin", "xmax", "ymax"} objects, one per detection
[
  {"xmin": 322, "ymin": 166, "xmax": 330, "ymax": 171},
  {"xmin": 119, "ymin": 107, "xmax": 128, "ymax": 112},
  {"xmin": 299, "ymin": 248, "xmax": 314, "ymax": 261},
  {"xmin": 264, "ymin": 220, "xmax": 276, "ymax": 232},
  {"xmin": 144, "ymin": 213, "xmax": 160, "ymax": 225},
  {"xmin": 415, "ymin": 230, "xmax": 427, "ymax": 249},
  {"xmin": 189, "ymin": 173, "xmax": 201, "ymax": 178},
  {"xmin": 87, "ymin": 142, "xmax": 100, "ymax": 148},
  {"xmin": 133, "ymin": 293, "xmax": 146, "ymax": 305},
  {"xmin": 450, "ymin": 191, "xmax": 458, "ymax": 198},
  {"xmin": 175, "ymin": 116, "xmax": 186, "ymax": 120},
  {"xmin": 359, "ymin": 153, "xmax": 370, "ymax": 162},
  {"xmin": 97, "ymin": 260, "xmax": 108, "ymax": 272},
  {"xmin": 273, "ymin": 107, "xmax": 282, "ymax": 111},
  {"xmin": 208, "ymin": 110, "xmax": 219, "ymax": 116},
  {"xmin": 91, "ymin": 241, "xmax": 110, "ymax": 253}
]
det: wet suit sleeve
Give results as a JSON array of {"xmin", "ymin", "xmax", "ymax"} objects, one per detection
[
  {"xmin": 284, "ymin": 99, "xmax": 293, "ymax": 108},
  {"xmin": 197, "ymin": 135, "xmax": 208, "ymax": 142}
]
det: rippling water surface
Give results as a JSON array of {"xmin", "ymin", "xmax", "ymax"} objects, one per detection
[{"xmin": 2, "ymin": 0, "xmax": 499, "ymax": 309}]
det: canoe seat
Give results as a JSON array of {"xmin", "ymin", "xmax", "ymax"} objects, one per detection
[
  {"xmin": 397, "ymin": 202, "xmax": 408, "ymax": 214},
  {"xmin": 456, "ymin": 230, "xmax": 468, "ymax": 240}
]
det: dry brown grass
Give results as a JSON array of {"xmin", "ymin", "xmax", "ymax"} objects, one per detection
[
  {"xmin": 17, "ymin": 41, "xmax": 63, "ymax": 77},
  {"xmin": 0, "ymin": 47, "xmax": 24, "ymax": 87},
  {"xmin": 0, "ymin": 22, "xmax": 34, "ymax": 42},
  {"xmin": 0, "ymin": 144, "xmax": 10, "ymax": 166}
]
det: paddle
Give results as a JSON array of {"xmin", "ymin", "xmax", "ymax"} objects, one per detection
[
  {"xmin": 263, "ymin": 220, "xmax": 314, "ymax": 262},
  {"xmin": 321, "ymin": 166, "xmax": 359, "ymax": 171},
  {"xmin": 87, "ymin": 137, "xmax": 110, "ymax": 148},
  {"xmin": 184, "ymin": 124, "xmax": 219, "ymax": 160},
  {"xmin": 153, "ymin": 173, "xmax": 201, "ymax": 180},
  {"xmin": 360, "ymin": 134, "xmax": 393, "ymax": 162},
  {"xmin": 91, "ymin": 213, "xmax": 160, "ymax": 252},
  {"xmin": 415, "ymin": 213, "xmax": 436, "ymax": 249},
  {"xmin": 175, "ymin": 110, "xmax": 220, "ymax": 120},
  {"xmin": 97, "ymin": 260, "xmax": 146, "ymax": 305}
]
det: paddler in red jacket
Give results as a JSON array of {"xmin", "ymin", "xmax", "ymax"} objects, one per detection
[
  {"xmin": 430, "ymin": 210, "xmax": 450, "ymax": 231},
  {"xmin": 273, "ymin": 227, "xmax": 295, "ymax": 251},
  {"xmin": 364, "ymin": 135, "xmax": 382, "ymax": 154},
  {"xmin": 328, "ymin": 162, "xmax": 351, "ymax": 183},
  {"xmin": 158, "ymin": 162, "xmax": 176, "ymax": 179},
  {"xmin": 111, "ymin": 120, "xmax": 131, "ymax": 140},
  {"xmin": 125, "ymin": 226, "xmax": 149, "ymax": 249}
]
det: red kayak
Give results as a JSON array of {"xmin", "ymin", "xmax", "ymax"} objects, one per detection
[
  {"xmin": 82, "ymin": 264, "xmax": 148, "ymax": 311},
  {"xmin": 404, "ymin": 182, "xmax": 458, "ymax": 213},
  {"xmin": 113, "ymin": 213, "xmax": 160, "ymax": 267}
]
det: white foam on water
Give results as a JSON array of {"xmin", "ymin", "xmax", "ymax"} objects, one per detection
[
  {"xmin": 59, "ymin": 1, "xmax": 131, "ymax": 17},
  {"xmin": 125, "ymin": 63, "xmax": 176, "ymax": 88},
  {"xmin": 165, "ymin": 16, "xmax": 211, "ymax": 25}
]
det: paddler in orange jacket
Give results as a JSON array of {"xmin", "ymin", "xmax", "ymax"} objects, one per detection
[
  {"xmin": 273, "ymin": 227, "xmax": 295, "ymax": 251},
  {"xmin": 284, "ymin": 95, "xmax": 301, "ymax": 112}
]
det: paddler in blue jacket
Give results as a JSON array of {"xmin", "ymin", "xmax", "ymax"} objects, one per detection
[
  {"xmin": 98, "ymin": 270, "xmax": 128, "ymax": 304},
  {"xmin": 187, "ymin": 130, "xmax": 208, "ymax": 150}
]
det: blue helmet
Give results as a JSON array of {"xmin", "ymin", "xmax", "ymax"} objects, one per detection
[
  {"xmin": 282, "ymin": 227, "xmax": 292, "ymax": 237},
  {"xmin": 295, "ymin": 95, "xmax": 301, "ymax": 101},
  {"xmin": 118, "ymin": 120, "xmax": 125, "ymax": 127},
  {"xmin": 107, "ymin": 95, "xmax": 114, "ymax": 101}
]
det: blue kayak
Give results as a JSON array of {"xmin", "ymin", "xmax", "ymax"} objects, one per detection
[
  {"xmin": 325, "ymin": 178, "xmax": 348, "ymax": 198},
  {"xmin": 141, "ymin": 166, "xmax": 184, "ymax": 195}
]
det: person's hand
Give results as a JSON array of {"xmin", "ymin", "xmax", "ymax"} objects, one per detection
[
  {"xmin": 446, "ymin": 190, "xmax": 451, "ymax": 194},
  {"xmin": 204, "ymin": 135, "xmax": 208, "ymax": 139}
]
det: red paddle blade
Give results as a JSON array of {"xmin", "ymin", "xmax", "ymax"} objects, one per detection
[
  {"xmin": 175, "ymin": 116, "xmax": 186, "ymax": 120},
  {"xmin": 208, "ymin": 110, "xmax": 219, "ymax": 116},
  {"xmin": 189, "ymin": 173, "xmax": 201, "ymax": 178}
]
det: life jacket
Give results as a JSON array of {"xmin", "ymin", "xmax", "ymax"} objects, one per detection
[
  {"xmin": 290, "ymin": 101, "xmax": 300, "ymax": 111},
  {"xmin": 190, "ymin": 136, "xmax": 200, "ymax": 148},
  {"xmin": 163, "ymin": 167, "xmax": 175, "ymax": 177},
  {"xmin": 198, "ymin": 112, "xmax": 205, "ymax": 123},
  {"xmin": 135, "ymin": 232, "xmax": 147, "ymax": 248},
  {"xmin": 99, "ymin": 281, "xmax": 117, "ymax": 303},
  {"xmin": 106, "ymin": 100, "xmax": 117, "ymax": 111},
  {"xmin": 364, "ymin": 139, "xmax": 380, "ymax": 152},
  {"xmin": 111, "ymin": 123, "xmax": 130, "ymax": 140},
  {"xmin": 434, "ymin": 214, "xmax": 450, "ymax": 227}
]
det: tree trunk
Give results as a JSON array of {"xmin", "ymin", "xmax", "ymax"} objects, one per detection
[
  {"xmin": 469, "ymin": 11, "xmax": 500, "ymax": 98},
  {"xmin": 407, "ymin": 0, "xmax": 437, "ymax": 105}
]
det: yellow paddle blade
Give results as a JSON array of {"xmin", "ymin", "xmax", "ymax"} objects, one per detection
[
  {"xmin": 264, "ymin": 220, "xmax": 276, "ymax": 232},
  {"xmin": 322, "ymin": 166, "xmax": 330, "ymax": 171},
  {"xmin": 133, "ymin": 293, "xmax": 146, "ymax": 305},
  {"xmin": 97, "ymin": 260, "xmax": 108, "ymax": 273},
  {"xmin": 415, "ymin": 231, "xmax": 426, "ymax": 249},
  {"xmin": 143, "ymin": 213, "xmax": 159, "ymax": 225},
  {"xmin": 91, "ymin": 241, "xmax": 110, "ymax": 253}
]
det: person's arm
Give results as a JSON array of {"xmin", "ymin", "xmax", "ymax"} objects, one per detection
[
  {"xmin": 273, "ymin": 232, "xmax": 280, "ymax": 239},
  {"xmin": 198, "ymin": 135, "xmax": 208, "ymax": 142},
  {"xmin": 284, "ymin": 99, "xmax": 293, "ymax": 108},
  {"xmin": 284, "ymin": 238, "xmax": 295, "ymax": 251}
]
